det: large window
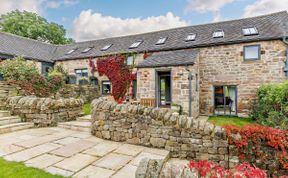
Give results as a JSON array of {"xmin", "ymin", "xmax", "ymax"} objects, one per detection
[
  {"xmin": 126, "ymin": 56, "xmax": 134, "ymax": 66},
  {"xmin": 75, "ymin": 68, "xmax": 88, "ymax": 84},
  {"xmin": 102, "ymin": 81, "xmax": 112, "ymax": 95},
  {"xmin": 41, "ymin": 62, "xmax": 53, "ymax": 76},
  {"xmin": 244, "ymin": 45, "xmax": 260, "ymax": 60}
]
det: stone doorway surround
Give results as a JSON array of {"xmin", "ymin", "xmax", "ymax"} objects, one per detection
[{"xmin": 0, "ymin": 127, "xmax": 169, "ymax": 178}]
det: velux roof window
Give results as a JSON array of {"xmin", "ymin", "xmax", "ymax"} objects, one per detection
[
  {"xmin": 101, "ymin": 44, "xmax": 112, "ymax": 51},
  {"xmin": 82, "ymin": 47, "xmax": 93, "ymax": 53},
  {"xmin": 242, "ymin": 27, "xmax": 258, "ymax": 36},
  {"xmin": 213, "ymin": 30, "xmax": 224, "ymax": 38},
  {"xmin": 185, "ymin": 33, "xmax": 196, "ymax": 41},
  {"xmin": 66, "ymin": 48, "xmax": 77, "ymax": 55},
  {"xmin": 129, "ymin": 40, "xmax": 143, "ymax": 49},
  {"xmin": 156, "ymin": 37, "xmax": 167, "ymax": 45}
]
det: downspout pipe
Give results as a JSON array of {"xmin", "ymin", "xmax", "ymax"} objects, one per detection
[
  {"xmin": 185, "ymin": 65, "xmax": 193, "ymax": 117},
  {"xmin": 283, "ymin": 37, "xmax": 288, "ymax": 78}
]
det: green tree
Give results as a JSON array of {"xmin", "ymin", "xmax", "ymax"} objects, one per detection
[{"xmin": 0, "ymin": 10, "xmax": 74, "ymax": 45}]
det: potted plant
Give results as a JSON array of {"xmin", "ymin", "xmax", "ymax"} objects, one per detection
[
  {"xmin": 79, "ymin": 76, "xmax": 89, "ymax": 85},
  {"xmin": 171, "ymin": 103, "xmax": 182, "ymax": 113}
]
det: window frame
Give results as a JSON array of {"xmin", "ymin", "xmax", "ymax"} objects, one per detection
[
  {"xmin": 82, "ymin": 47, "xmax": 93, "ymax": 53},
  {"xmin": 185, "ymin": 33, "xmax": 196, "ymax": 41},
  {"xmin": 126, "ymin": 56, "xmax": 135, "ymax": 66},
  {"xmin": 213, "ymin": 30, "xmax": 224, "ymax": 38},
  {"xmin": 243, "ymin": 45, "xmax": 261, "ymax": 61},
  {"xmin": 242, "ymin": 27, "xmax": 258, "ymax": 36},
  {"xmin": 129, "ymin": 40, "xmax": 143, "ymax": 49},
  {"xmin": 156, "ymin": 37, "xmax": 167, "ymax": 45},
  {"xmin": 101, "ymin": 44, "xmax": 112, "ymax": 51},
  {"xmin": 101, "ymin": 80, "xmax": 112, "ymax": 95}
]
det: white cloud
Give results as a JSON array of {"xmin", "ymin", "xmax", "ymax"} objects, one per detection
[
  {"xmin": 185, "ymin": 0, "xmax": 235, "ymax": 13},
  {"xmin": 71, "ymin": 10, "xmax": 188, "ymax": 41},
  {"xmin": 46, "ymin": 1, "xmax": 61, "ymax": 8},
  {"xmin": 0, "ymin": 0, "xmax": 43, "ymax": 15},
  {"xmin": 63, "ymin": 0, "xmax": 79, "ymax": 6},
  {"xmin": 243, "ymin": 0, "xmax": 288, "ymax": 17}
]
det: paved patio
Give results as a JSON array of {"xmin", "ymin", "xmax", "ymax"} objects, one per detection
[{"xmin": 0, "ymin": 127, "xmax": 169, "ymax": 178}]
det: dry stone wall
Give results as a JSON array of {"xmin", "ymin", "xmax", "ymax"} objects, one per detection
[{"xmin": 6, "ymin": 96, "xmax": 83, "ymax": 127}]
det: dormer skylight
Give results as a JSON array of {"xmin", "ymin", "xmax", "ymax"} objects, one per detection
[
  {"xmin": 66, "ymin": 48, "xmax": 77, "ymax": 55},
  {"xmin": 101, "ymin": 44, "xmax": 112, "ymax": 51},
  {"xmin": 242, "ymin": 27, "xmax": 258, "ymax": 36},
  {"xmin": 185, "ymin": 34, "xmax": 196, "ymax": 41},
  {"xmin": 213, "ymin": 30, "xmax": 224, "ymax": 38},
  {"xmin": 82, "ymin": 47, "xmax": 93, "ymax": 53},
  {"xmin": 129, "ymin": 40, "xmax": 143, "ymax": 49},
  {"xmin": 156, "ymin": 37, "xmax": 167, "ymax": 45}
]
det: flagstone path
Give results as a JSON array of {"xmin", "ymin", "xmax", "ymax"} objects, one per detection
[{"xmin": 0, "ymin": 127, "xmax": 169, "ymax": 178}]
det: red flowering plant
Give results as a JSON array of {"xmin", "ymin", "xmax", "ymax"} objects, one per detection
[
  {"xmin": 88, "ymin": 58, "xmax": 97, "ymax": 73},
  {"xmin": 188, "ymin": 160, "xmax": 268, "ymax": 178},
  {"xmin": 223, "ymin": 124, "xmax": 288, "ymax": 170},
  {"xmin": 96, "ymin": 55, "xmax": 136, "ymax": 103}
]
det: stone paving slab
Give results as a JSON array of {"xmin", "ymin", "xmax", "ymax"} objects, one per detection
[
  {"xmin": 0, "ymin": 127, "xmax": 170, "ymax": 178},
  {"xmin": 25, "ymin": 154, "xmax": 64, "ymax": 169},
  {"xmin": 54, "ymin": 153, "xmax": 98, "ymax": 172},
  {"xmin": 93, "ymin": 153, "xmax": 133, "ymax": 171}
]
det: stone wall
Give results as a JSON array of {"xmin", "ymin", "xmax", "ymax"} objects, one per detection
[
  {"xmin": 6, "ymin": 96, "xmax": 84, "ymax": 127},
  {"xmin": 57, "ymin": 84, "xmax": 100, "ymax": 103},
  {"xmin": 199, "ymin": 40, "xmax": 287, "ymax": 117},
  {"xmin": 91, "ymin": 99, "xmax": 288, "ymax": 176},
  {"xmin": 91, "ymin": 99, "xmax": 230, "ymax": 167}
]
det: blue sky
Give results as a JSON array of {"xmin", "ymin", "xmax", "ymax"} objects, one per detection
[{"xmin": 0, "ymin": 0, "xmax": 287, "ymax": 41}]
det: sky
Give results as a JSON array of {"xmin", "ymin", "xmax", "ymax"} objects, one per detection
[{"xmin": 0, "ymin": 0, "xmax": 287, "ymax": 42}]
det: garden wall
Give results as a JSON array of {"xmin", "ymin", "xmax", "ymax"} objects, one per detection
[
  {"xmin": 57, "ymin": 84, "xmax": 100, "ymax": 103},
  {"xmin": 91, "ymin": 99, "xmax": 288, "ymax": 176},
  {"xmin": 6, "ymin": 96, "xmax": 84, "ymax": 127}
]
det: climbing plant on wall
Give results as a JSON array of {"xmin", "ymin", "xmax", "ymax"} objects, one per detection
[{"xmin": 96, "ymin": 55, "xmax": 136, "ymax": 103}]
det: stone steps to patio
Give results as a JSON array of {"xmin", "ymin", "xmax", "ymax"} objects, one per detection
[
  {"xmin": 58, "ymin": 115, "xmax": 91, "ymax": 132},
  {"xmin": 0, "ymin": 110, "xmax": 34, "ymax": 134}
]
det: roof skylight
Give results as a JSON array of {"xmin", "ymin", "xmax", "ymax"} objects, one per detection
[
  {"xmin": 82, "ymin": 47, "xmax": 93, "ymax": 53},
  {"xmin": 66, "ymin": 48, "xmax": 77, "ymax": 55},
  {"xmin": 101, "ymin": 44, "xmax": 112, "ymax": 51},
  {"xmin": 213, "ymin": 30, "xmax": 224, "ymax": 38},
  {"xmin": 156, "ymin": 37, "xmax": 167, "ymax": 45},
  {"xmin": 185, "ymin": 34, "xmax": 196, "ymax": 41},
  {"xmin": 242, "ymin": 27, "xmax": 258, "ymax": 36},
  {"xmin": 129, "ymin": 40, "xmax": 143, "ymax": 49}
]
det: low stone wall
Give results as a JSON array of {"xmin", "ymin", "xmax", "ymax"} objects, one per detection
[
  {"xmin": 91, "ymin": 99, "xmax": 288, "ymax": 176},
  {"xmin": 91, "ymin": 98, "xmax": 231, "ymax": 167},
  {"xmin": 57, "ymin": 84, "xmax": 100, "ymax": 103},
  {"xmin": 6, "ymin": 96, "xmax": 84, "ymax": 127}
]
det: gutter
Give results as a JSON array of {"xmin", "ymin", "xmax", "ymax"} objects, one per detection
[{"xmin": 283, "ymin": 37, "xmax": 288, "ymax": 78}]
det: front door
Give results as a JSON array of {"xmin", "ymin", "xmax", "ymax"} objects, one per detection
[
  {"xmin": 214, "ymin": 86, "xmax": 237, "ymax": 115},
  {"xmin": 157, "ymin": 71, "xmax": 171, "ymax": 107}
]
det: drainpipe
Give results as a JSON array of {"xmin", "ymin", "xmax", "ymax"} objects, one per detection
[
  {"xmin": 185, "ymin": 65, "xmax": 193, "ymax": 117},
  {"xmin": 283, "ymin": 37, "xmax": 288, "ymax": 78}
]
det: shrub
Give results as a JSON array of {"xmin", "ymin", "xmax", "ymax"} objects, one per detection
[
  {"xmin": 188, "ymin": 160, "xmax": 268, "ymax": 178},
  {"xmin": 0, "ymin": 57, "xmax": 39, "ymax": 81},
  {"xmin": 250, "ymin": 82, "xmax": 288, "ymax": 130}
]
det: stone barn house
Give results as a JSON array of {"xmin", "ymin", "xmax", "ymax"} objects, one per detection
[{"xmin": 0, "ymin": 11, "xmax": 287, "ymax": 118}]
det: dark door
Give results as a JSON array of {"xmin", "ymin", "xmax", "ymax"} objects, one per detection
[
  {"xmin": 157, "ymin": 71, "xmax": 171, "ymax": 107},
  {"xmin": 214, "ymin": 86, "xmax": 237, "ymax": 115}
]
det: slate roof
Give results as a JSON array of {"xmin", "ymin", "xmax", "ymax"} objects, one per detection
[
  {"xmin": 137, "ymin": 49, "xmax": 198, "ymax": 68},
  {"xmin": 0, "ymin": 11, "xmax": 287, "ymax": 63}
]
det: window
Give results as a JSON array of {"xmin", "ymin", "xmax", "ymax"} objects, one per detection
[
  {"xmin": 129, "ymin": 40, "xmax": 143, "ymax": 48},
  {"xmin": 82, "ymin": 47, "xmax": 93, "ymax": 53},
  {"xmin": 242, "ymin": 27, "xmax": 258, "ymax": 36},
  {"xmin": 185, "ymin": 34, "xmax": 196, "ymax": 41},
  {"xmin": 66, "ymin": 48, "xmax": 77, "ymax": 55},
  {"xmin": 126, "ymin": 56, "xmax": 134, "ymax": 66},
  {"xmin": 102, "ymin": 81, "xmax": 111, "ymax": 95},
  {"xmin": 101, "ymin": 44, "xmax": 112, "ymax": 51},
  {"xmin": 156, "ymin": 37, "xmax": 167, "ymax": 45},
  {"xmin": 213, "ymin": 30, "xmax": 224, "ymax": 38},
  {"xmin": 41, "ymin": 62, "xmax": 53, "ymax": 76},
  {"xmin": 244, "ymin": 45, "xmax": 260, "ymax": 60},
  {"xmin": 75, "ymin": 68, "xmax": 88, "ymax": 84}
]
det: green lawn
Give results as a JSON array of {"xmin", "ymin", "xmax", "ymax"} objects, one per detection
[
  {"xmin": 83, "ymin": 103, "xmax": 91, "ymax": 115},
  {"xmin": 208, "ymin": 115, "xmax": 254, "ymax": 127},
  {"xmin": 0, "ymin": 158, "xmax": 65, "ymax": 178}
]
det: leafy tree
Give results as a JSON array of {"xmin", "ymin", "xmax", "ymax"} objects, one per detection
[{"xmin": 0, "ymin": 10, "xmax": 74, "ymax": 45}]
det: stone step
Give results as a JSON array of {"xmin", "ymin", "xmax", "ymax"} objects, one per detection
[
  {"xmin": 0, "ymin": 122, "xmax": 34, "ymax": 134},
  {"xmin": 0, "ymin": 116, "xmax": 21, "ymax": 125},
  {"xmin": 58, "ymin": 121, "xmax": 91, "ymax": 132},
  {"xmin": 0, "ymin": 110, "xmax": 10, "ymax": 117},
  {"xmin": 76, "ymin": 115, "xmax": 91, "ymax": 121}
]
